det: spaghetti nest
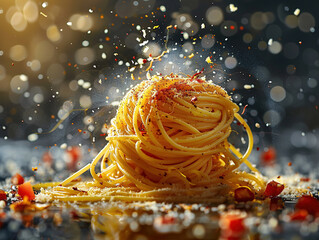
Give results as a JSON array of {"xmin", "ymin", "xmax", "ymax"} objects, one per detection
[{"xmin": 37, "ymin": 75, "xmax": 265, "ymax": 203}]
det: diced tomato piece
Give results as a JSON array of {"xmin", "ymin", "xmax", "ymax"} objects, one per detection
[
  {"xmin": 18, "ymin": 182, "xmax": 35, "ymax": 201},
  {"xmin": 66, "ymin": 146, "xmax": 82, "ymax": 169},
  {"xmin": 42, "ymin": 151, "xmax": 53, "ymax": 165},
  {"xmin": 234, "ymin": 186, "xmax": 254, "ymax": 202},
  {"xmin": 290, "ymin": 209, "xmax": 309, "ymax": 221},
  {"xmin": 264, "ymin": 180, "xmax": 284, "ymax": 198},
  {"xmin": 11, "ymin": 173, "xmax": 25, "ymax": 185},
  {"xmin": 0, "ymin": 190, "xmax": 6, "ymax": 201},
  {"xmin": 300, "ymin": 177, "xmax": 310, "ymax": 182},
  {"xmin": 261, "ymin": 147, "xmax": 276, "ymax": 165},
  {"xmin": 295, "ymin": 196, "xmax": 319, "ymax": 217},
  {"xmin": 161, "ymin": 215, "xmax": 176, "ymax": 224},
  {"xmin": 220, "ymin": 211, "xmax": 247, "ymax": 239}
]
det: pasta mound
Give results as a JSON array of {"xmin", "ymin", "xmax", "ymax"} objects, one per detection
[{"xmin": 37, "ymin": 75, "xmax": 264, "ymax": 203}]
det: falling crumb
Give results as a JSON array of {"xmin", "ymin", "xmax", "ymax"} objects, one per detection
[
  {"xmin": 244, "ymin": 84, "xmax": 254, "ymax": 89},
  {"xmin": 188, "ymin": 53, "xmax": 195, "ymax": 59},
  {"xmin": 268, "ymin": 38, "xmax": 273, "ymax": 46},
  {"xmin": 205, "ymin": 57, "xmax": 213, "ymax": 64},
  {"xmin": 229, "ymin": 4, "xmax": 238, "ymax": 12},
  {"xmin": 294, "ymin": 8, "xmax": 300, "ymax": 16},
  {"xmin": 40, "ymin": 12, "xmax": 47, "ymax": 17}
]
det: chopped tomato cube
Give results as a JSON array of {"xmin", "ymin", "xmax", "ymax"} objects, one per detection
[
  {"xmin": 300, "ymin": 177, "xmax": 310, "ymax": 182},
  {"xmin": 261, "ymin": 147, "xmax": 276, "ymax": 165},
  {"xmin": 18, "ymin": 182, "xmax": 35, "ymax": 201},
  {"xmin": 220, "ymin": 211, "xmax": 247, "ymax": 239},
  {"xmin": 160, "ymin": 215, "xmax": 176, "ymax": 224},
  {"xmin": 234, "ymin": 186, "xmax": 254, "ymax": 202},
  {"xmin": 290, "ymin": 209, "xmax": 309, "ymax": 221},
  {"xmin": 11, "ymin": 173, "xmax": 25, "ymax": 185},
  {"xmin": 264, "ymin": 180, "xmax": 284, "ymax": 198},
  {"xmin": 0, "ymin": 190, "xmax": 6, "ymax": 201},
  {"xmin": 66, "ymin": 146, "xmax": 82, "ymax": 169},
  {"xmin": 42, "ymin": 151, "xmax": 53, "ymax": 165},
  {"xmin": 295, "ymin": 196, "xmax": 319, "ymax": 217}
]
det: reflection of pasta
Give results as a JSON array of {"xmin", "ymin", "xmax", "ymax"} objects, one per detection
[{"xmin": 37, "ymin": 75, "xmax": 264, "ymax": 203}]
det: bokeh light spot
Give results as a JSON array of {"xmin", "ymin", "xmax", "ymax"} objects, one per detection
[
  {"xmin": 10, "ymin": 74, "xmax": 29, "ymax": 94},
  {"xmin": 75, "ymin": 48, "xmax": 95, "ymax": 65},
  {"xmin": 263, "ymin": 110, "xmax": 281, "ymax": 127},
  {"xmin": 268, "ymin": 41, "xmax": 282, "ymax": 54},
  {"xmin": 298, "ymin": 12, "xmax": 315, "ymax": 32},
  {"xmin": 10, "ymin": 11, "xmax": 27, "ymax": 31},
  {"xmin": 46, "ymin": 25, "xmax": 61, "ymax": 42},
  {"xmin": 201, "ymin": 34, "xmax": 215, "ymax": 49},
  {"xmin": 224, "ymin": 57, "xmax": 237, "ymax": 69},
  {"xmin": 9, "ymin": 45, "xmax": 27, "ymax": 61},
  {"xmin": 79, "ymin": 95, "xmax": 92, "ymax": 108},
  {"xmin": 270, "ymin": 86, "xmax": 286, "ymax": 102},
  {"xmin": 23, "ymin": 1, "xmax": 39, "ymax": 23},
  {"xmin": 206, "ymin": 7, "xmax": 223, "ymax": 25}
]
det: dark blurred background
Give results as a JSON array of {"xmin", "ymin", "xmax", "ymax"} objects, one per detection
[{"xmin": 0, "ymin": 0, "xmax": 318, "ymax": 180}]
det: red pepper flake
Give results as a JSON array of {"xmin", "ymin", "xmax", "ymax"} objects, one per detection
[
  {"xmin": 295, "ymin": 196, "xmax": 319, "ymax": 217},
  {"xmin": 138, "ymin": 123, "xmax": 147, "ymax": 136},
  {"xmin": 11, "ymin": 173, "xmax": 25, "ymax": 185},
  {"xmin": 264, "ymin": 180, "xmax": 284, "ymax": 198},
  {"xmin": 241, "ymin": 104, "xmax": 248, "ymax": 115},
  {"xmin": 234, "ymin": 186, "xmax": 254, "ymax": 202},
  {"xmin": 0, "ymin": 190, "xmax": 7, "ymax": 201},
  {"xmin": 288, "ymin": 162, "xmax": 292, "ymax": 166},
  {"xmin": 260, "ymin": 147, "xmax": 276, "ymax": 165},
  {"xmin": 190, "ymin": 96, "xmax": 197, "ymax": 103},
  {"xmin": 190, "ymin": 68, "xmax": 204, "ymax": 80},
  {"xmin": 143, "ymin": 59, "xmax": 147, "ymax": 64}
]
